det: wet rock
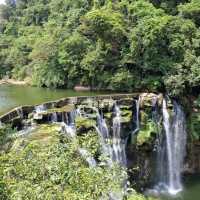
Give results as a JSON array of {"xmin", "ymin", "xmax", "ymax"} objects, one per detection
[
  {"xmin": 11, "ymin": 116, "xmax": 23, "ymax": 130},
  {"xmin": 140, "ymin": 93, "xmax": 163, "ymax": 108},
  {"xmin": 117, "ymin": 98, "xmax": 134, "ymax": 106},
  {"xmin": 75, "ymin": 117, "xmax": 96, "ymax": 134}
]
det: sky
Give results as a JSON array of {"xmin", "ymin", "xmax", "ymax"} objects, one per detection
[{"xmin": 0, "ymin": 0, "xmax": 5, "ymax": 5}]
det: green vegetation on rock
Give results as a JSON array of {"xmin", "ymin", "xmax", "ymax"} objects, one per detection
[
  {"xmin": 190, "ymin": 112, "xmax": 200, "ymax": 140},
  {"xmin": 75, "ymin": 116, "xmax": 96, "ymax": 131},
  {"xmin": 137, "ymin": 120, "xmax": 158, "ymax": 146}
]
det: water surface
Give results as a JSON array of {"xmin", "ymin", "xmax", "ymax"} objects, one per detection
[
  {"xmin": 161, "ymin": 175, "xmax": 200, "ymax": 200},
  {"xmin": 0, "ymin": 85, "xmax": 107, "ymax": 115}
]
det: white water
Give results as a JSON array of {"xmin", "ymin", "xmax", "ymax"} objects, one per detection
[
  {"xmin": 35, "ymin": 104, "xmax": 46, "ymax": 113},
  {"xmin": 61, "ymin": 122, "xmax": 76, "ymax": 138},
  {"xmin": 162, "ymin": 99, "xmax": 175, "ymax": 194},
  {"xmin": 96, "ymin": 104, "xmax": 127, "ymax": 200},
  {"xmin": 51, "ymin": 112, "xmax": 58, "ymax": 122},
  {"xmin": 15, "ymin": 126, "xmax": 37, "ymax": 138},
  {"xmin": 160, "ymin": 99, "xmax": 187, "ymax": 195},
  {"xmin": 135, "ymin": 97, "xmax": 140, "ymax": 132},
  {"xmin": 132, "ymin": 97, "xmax": 140, "ymax": 136},
  {"xmin": 112, "ymin": 105, "xmax": 127, "ymax": 166},
  {"xmin": 60, "ymin": 109, "xmax": 97, "ymax": 168},
  {"xmin": 78, "ymin": 148, "xmax": 97, "ymax": 168},
  {"xmin": 96, "ymin": 105, "xmax": 127, "ymax": 167},
  {"xmin": 34, "ymin": 104, "xmax": 47, "ymax": 119},
  {"xmin": 16, "ymin": 107, "xmax": 24, "ymax": 118},
  {"xmin": 96, "ymin": 112, "xmax": 113, "ymax": 165}
]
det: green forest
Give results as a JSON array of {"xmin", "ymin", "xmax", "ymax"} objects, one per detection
[{"xmin": 1, "ymin": 0, "xmax": 200, "ymax": 96}]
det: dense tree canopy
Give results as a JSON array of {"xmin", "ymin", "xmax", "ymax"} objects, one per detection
[{"xmin": 0, "ymin": 0, "xmax": 200, "ymax": 96}]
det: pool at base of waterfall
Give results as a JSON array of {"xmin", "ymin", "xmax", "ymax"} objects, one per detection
[
  {"xmin": 181, "ymin": 175, "xmax": 200, "ymax": 200},
  {"xmin": 148, "ymin": 175, "xmax": 200, "ymax": 200}
]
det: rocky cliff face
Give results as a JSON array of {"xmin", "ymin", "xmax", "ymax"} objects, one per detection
[{"xmin": 184, "ymin": 102, "xmax": 200, "ymax": 175}]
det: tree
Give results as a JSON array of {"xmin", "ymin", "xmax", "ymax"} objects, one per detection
[{"xmin": 179, "ymin": 0, "xmax": 200, "ymax": 27}]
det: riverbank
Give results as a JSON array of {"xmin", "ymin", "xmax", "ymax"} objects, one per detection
[{"xmin": 0, "ymin": 79, "xmax": 28, "ymax": 85}]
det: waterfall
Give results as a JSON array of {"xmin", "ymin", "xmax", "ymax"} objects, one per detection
[
  {"xmin": 132, "ymin": 97, "xmax": 140, "ymax": 135},
  {"xmin": 170, "ymin": 101, "xmax": 187, "ymax": 192},
  {"xmin": 33, "ymin": 104, "xmax": 47, "ymax": 120},
  {"xmin": 76, "ymin": 108, "xmax": 82, "ymax": 117},
  {"xmin": 35, "ymin": 104, "xmax": 46, "ymax": 113},
  {"xmin": 96, "ymin": 111, "xmax": 113, "ymax": 165},
  {"xmin": 112, "ymin": 104, "xmax": 127, "ymax": 166},
  {"xmin": 96, "ymin": 104, "xmax": 127, "ymax": 200},
  {"xmin": 162, "ymin": 99, "xmax": 174, "ymax": 193},
  {"xmin": 16, "ymin": 107, "xmax": 24, "ymax": 118},
  {"xmin": 78, "ymin": 148, "xmax": 97, "ymax": 168},
  {"xmin": 152, "ymin": 97, "xmax": 166, "ymax": 187},
  {"xmin": 61, "ymin": 109, "xmax": 97, "ymax": 168},
  {"xmin": 16, "ymin": 126, "xmax": 37, "ymax": 138},
  {"xmin": 61, "ymin": 110, "xmax": 76, "ymax": 138},
  {"xmin": 61, "ymin": 122, "xmax": 76, "ymax": 138},
  {"xmin": 135, "ymin": 97, "xmax": 140, "ymax": 132},
  {"xmin": 96, "ymin": 104, "xmax": 127, "ymax": 167},
  {"xmin": 51, "ymin": 112, "xmax": 58, "ymax": 123},
  {"xmin": 156, "ymin": 99, "xmax": 187, "ymax": 195}
]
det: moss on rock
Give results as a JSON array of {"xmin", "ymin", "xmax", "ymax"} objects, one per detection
[
  {"xmin": 75, "ymin": 116, "xmax": 96, "ymax": 133},
  {"xmin": 10, "ymin": 124, "xmax": 61, "ymax": 151},
  {"xmin": 121, "ymin": 110, "xmax": 132, "ymax": 123},
  {"xmin": 47, "ymin": 105, "xmax": 74, "ymax": 113},
  {"xmin": 190, "ymin": 112, "xmax": 200, "ymax": 140},
  {"xmin": 137, "ymin": 121, "xmax": 158, "ymax": 146}
]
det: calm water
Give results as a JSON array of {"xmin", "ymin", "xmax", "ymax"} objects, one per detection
[
  {"xmin": 161, "ymin": 176, "xmax": 200, "ymax": 200},
  {"xmin": 0, "ymin": 85, "xmax": 107, "ymax": 115}
]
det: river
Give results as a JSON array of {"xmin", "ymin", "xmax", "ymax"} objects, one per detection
[{"xmin": 0, "ymin": 85, "xmax": 106, "ymax": 115}]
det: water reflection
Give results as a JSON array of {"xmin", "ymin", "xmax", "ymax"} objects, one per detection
[{"xmin": 0, "ymin": 85, "xmax": 107, "ymax": 115}]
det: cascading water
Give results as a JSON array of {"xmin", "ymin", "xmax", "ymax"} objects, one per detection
[
  {"xmin": 96, "ymin": 104, "xmax": 127, "ymax": 167},
  {"xmin": 170, "ymin": 101, "xmax": 187, "ymax": 193},
  {"xmin": 134, "ymin": 97, "xmax": 140, "ymax": 134},
  {"xmin": 155, "ymin": 99, "xmax": 187, "ymax": 195},
  {"xmin": 61, "ymin": 111, "xmax": 76, "ymax": 138},
  {"xmin": 78, "ymin": 148, "xmax": 97, "ymax": 168},
  {"xmin": 61, "ymin": 122, "xmax": 76, "ymax": 138},
  {"xmin": 152, "ymin": 97, "xmax": 166, "ymax": 187},
  {"xmin": 33, "ymin": 104, "xmax": 47, "ymax": 120},
  {"xmin": 16, "ymin": 107, "xmax": 24, "ymax": 118},
  {"xmin": 96, "ymin": 104, "xmax": 127, "ymax": 200},
  {"xmin": 96, "ymin": 111, "xmax": 113, "ymax": 165},
  {"xmin": 112, "ymin": 105, "xmax": 127, "ymax": 166},
  {"xmin": 130, "ymin": 97, "xmax": 140, "ymax": 144},
  {"xmin": 162, "ymin": 99, "xmax": 174, "ymax": 194},
  {"xmin": 35, "ymin": 104, "xmax": 46, "ymax": 113},
  {"xmin": 61, "ymin": 108, "xmax": 97, "ymax": 168},
  {"xmin": 51, "ymin": 112, "xmax": 58, "ymax": 123}
]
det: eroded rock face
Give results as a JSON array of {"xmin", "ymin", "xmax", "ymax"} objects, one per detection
[
  {"xmin": 184, "ymin": 106, "xmax": 200, "ymax": 174},
  {"xmin": 139, "ymin": 93, "xmax": 163, "ymax": 108},
  {"xmin": 184, "ymin": 142, "xmax": 200, "ymax": 174}
]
